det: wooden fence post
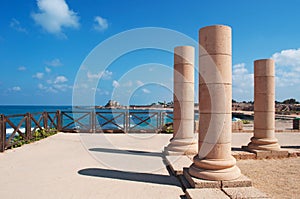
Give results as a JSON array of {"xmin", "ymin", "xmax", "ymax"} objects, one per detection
[
  {"xmin": 25, "ymin": 113, "xmax": 32, "ymax": 140},
  {"xmin": 43, "ymin": 112, "xmax": 48, "ymax": 131},
  {"xmin": 158, "ymin": 112, "xmax": 161, "ymax": 128},
  {"xmin": 56, "ymin": 110, "xmax": 62, "ymax": 131},
  {"xmin": 125, "ymin": 111, "xmax": 129, "ymax": 133},
  {"xmin": 90, "ymin": 111, "xmax": 96, "ymax": 133},
  {"xmin": 0, "ymin": 114, "xmax": 6, "ymax": 152}
]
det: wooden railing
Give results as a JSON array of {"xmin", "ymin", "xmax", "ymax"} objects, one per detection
[
  {"xmin": 0, "ymin": 111, "xmax": 60, "ymax": 152},
  {"xmin": 0, "ymin": 110, "xmax": 174, "ymax": 152}
]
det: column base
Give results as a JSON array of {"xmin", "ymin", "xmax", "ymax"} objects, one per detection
[
  {"xmin": 188, "ymin": 155, "xmax": 241, "ymax": 181},
  {"xmin": 247, "ymin": 137, "xmax": 281, "ymax": 151},
  {"xmin": 164, "ymin": 138, "xmax": 197, "ymax": 155}
]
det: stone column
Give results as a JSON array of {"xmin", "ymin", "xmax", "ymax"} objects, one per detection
[
  {"xmin": 189, "ymin": 25, "xmax": 241, "ymax": 180},
  {"xmin": 164, "ymin": 46, "xmax": 197, "ymax": 155},
  {"xmin": 248, "ymin": 59, "xmax": 281, "ymax": 151}
]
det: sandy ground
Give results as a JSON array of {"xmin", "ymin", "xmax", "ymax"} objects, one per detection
[
  {"xmin": 237, "ymin": 157, "xmax": 300, "ymax": 199},
  {"xmin": 241, "ymin": 119, "xmax": 296, "ymax": 132}
]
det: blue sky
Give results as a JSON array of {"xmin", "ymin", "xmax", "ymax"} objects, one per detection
[{"xmin": 1, "ymin": 0, "xmax": 300, "ymax": 105}]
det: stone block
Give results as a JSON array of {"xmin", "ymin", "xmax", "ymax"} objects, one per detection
[
  {"xmin": 270, "ymin": 150, "xmax": 289, "ymax": 158},
  {"xmin": 239, "ymin": 152, "xmax": 256, "ymax": 160},
  {"xmin": 173, "ymin": 101, "xmax": 195, "ymax": 120},
  {"xmin": 254, "ymin": 111, "xmax": 275, "ymax": 130},
  {"xmin": 249, "ymin": 149, "xmax": 288, "ymax": 159},
  {"xmin": 173, "ymin": 82, "xmax": 194, "ymax": 102},
  {"xmin": 165, "ymin": 155, "xmax": 193, "ymax": 175},
  {"xmin": 173, "ymin": 119, "xmax": 195, "ymax": 138},
  {"xmin": 254, "ymin": 93, "xmax": 275, "ymax": 111},
  {"xmin": 221, "ymin": 174, "xmax": 252, "ymax": 188},
  {"xmin": 199, "ymin": 113, "xmax": 232, "ymax": 143},
  {"xmin": 222, "ymin": 187, "xmax": 270, "ymax": 199},
  {"xmin": 179, "ymin": 174, "xmax": 192, "ymax": 190},
  {"xmin": 199, "ymin": 25, "xmax": 232, "ymax": 56},
  {"xmin": 199, "ymin": 84, "xmax": 232, "ymax": 114},
  {"xmin": 199, "ymin": 54, "xmax": 232, "ymax": 84},
  {"xmin": 232, "ymin": 120, "xmax": 243, "ymax": 131},
  {"xmin": 251, "ymin": 150, "xmax": 271, "ymax": 159},
  {"xmin": 174, "ymin": 64, "xmax": 194, "ymax": 83},
  {"xmin": 199, "ymin": 142, "xmax": 233, "ymax": 159},
  {"xmin": 254, "ymin": 59, "xmax": 275, "ymax": 77},
  {"xmin": 174, "ymin": 46, "xmax": 195, "ymax": 65},
  {"xmin": 185, "ymin": 188, "xmax": 230, "ymax": 199},
  {"xmin": 183, "ymin": 168, "xmax": 221, "ymax": 188}
]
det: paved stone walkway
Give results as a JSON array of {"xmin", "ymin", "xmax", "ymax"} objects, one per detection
[
  {"xmin": 0, "ymin": 132, "xmax": 299, "ymax": 198},
  {"xmin": 0, "ymin": 133, "xmax": 183, "ymax": 199}
]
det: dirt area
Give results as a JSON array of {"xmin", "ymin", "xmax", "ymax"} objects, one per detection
[
  {"xmin": 237, "ymin": 157, "xmax": 300, "ymax": 199},
  {"xmin": 236, "ymin": 119, "xmax": 298, "ymax": 132}
]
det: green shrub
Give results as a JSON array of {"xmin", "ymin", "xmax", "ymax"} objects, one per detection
[
  {"xmin": 242, "ymin": 120, "xmax": 251, "ymax": 124},
  {"xmin": 160, "ymin": 122, "xmax": 173, "ymax": 134},
  {"xmin": 10, "ymin": 128, "xmax": 57, "ymax": 149}
]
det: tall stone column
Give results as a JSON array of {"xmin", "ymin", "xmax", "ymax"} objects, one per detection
[
  {"xmin": 164, "ymin": 46, "xmax": 197, "ymax": 155},
  {"xmin": 189, "ymin": 25, "xmax": 241, "ymax": 180},
  {"xmin": 248, "ymin": 59, "xmax": 281, "ymax": 151}
]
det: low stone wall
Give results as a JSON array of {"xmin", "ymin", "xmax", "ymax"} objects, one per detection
[
  {"xmin": 194, "ymin": 120, "xmax": 243, "ymax": 133},
  {"xmin": 232, "ymin": 120, "xmax": 243, "ymax": 131}
]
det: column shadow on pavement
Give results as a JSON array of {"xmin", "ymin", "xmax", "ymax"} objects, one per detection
[
  {"xmin": 78, "ymin": 168, "xmax": 181, "ymax": 187},
  {"xmin": 89, "ymin": 147, "xmax": 163, "ymax": 157},
  {"xmin": 78, "ymin": 147, "xmax": 181, "ymax": 187},
  {"xmin": 281, "ymin": 146, "xmax": 300, "ymax": 149}
]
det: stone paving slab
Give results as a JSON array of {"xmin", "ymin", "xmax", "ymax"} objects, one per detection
[
  {"xmin": 0, "ymin": 133, "xmax": 184, "ymax": 199},
  {"xmin": 183, "ymin": 168, "xmax": 222, "ymax": 188},
  {"xmin": 222, "ymin": 187, "xmax": 270, "ymax": 199},
  {"xmin": 165, "ymin": 155, "xmax": 193, "ymax": 175},
  {"xmin": 183, "ymin": 168, "xmax": 252, "ymax": 189},
  {"xmin": 1, "ymin": 132, "xmax": 299, "ymax": 198},
  {"xmin": 185, "ymin": 188, "xmax": 230, "ymax": 199},
  {"xmin": 222, "ymin": 175, "xmax": 252, "ymax": 188},
  {"xmin": 232, "ymin": 150, "xmax": 256, "ymax": 160}
]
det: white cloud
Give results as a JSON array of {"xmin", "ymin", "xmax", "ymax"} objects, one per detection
[
  {"xmin": 87, "ymin": 70, "xmax": 112, "ymax": 80},
  {"xmin": 45, "ymin": 67, "xmax": 51, "ymax": 73},
  {"xmin": 112, "ymin": 80, "xmax": 120, "ymax": 88},
  {"xmin": 11, "ymin": 86, "xmax": 21, "ymax": 91},
  {"xmin": 18, "ymin": 66, "xmax": 26, "ymax": 71},
  {"xmin": 33, "ymin": 72, "xmax": 44, "ymax": 79},
  {"xmin": 93, "ymin": 16, "xmax": 108, "ymax": 31},
  {"xmin": 46, "ymin": 58, "xmax": 63, "ymax": 67},
  {"xmin": 10, "ymin": 18, "xmax": 27, "ymax": 33},
  {"xmin": 142, "ymin": 88, "xmax": 150, "ymax": 94},
  {"xmin": 271, "ymin": 48, "xmax": 300, "ymax": 88},
  {"xmin": 272, "ymin": 48, "xmax": 300, "ymax": 67},
  {"xmin": 54, "ymin": 75, "xmax": 68, "ymax": 84},
  {"xmin": 31, "ymin": 0, "xmax": 79, "ymax": 35},
  {"xmin": 232, "ymin": 63, "xmax": 254, "ymax": 100},
  {"xmin": 53, "ymin": 84, "xmax": 69, "ymax": 91},
  {"xmin": 136, "ymin": 80, "xmax": 144, "ymax": 86},
  {"xmin": 233, "ymin": 54, "xmax": 300, "ymax": 101},
  {"xmin": 38, "ymin": 83, "xmax": 46, "ymax": 90},
  {"xmin": 38, "ymin": 83, "xmax": 68, "ymax": 93}
]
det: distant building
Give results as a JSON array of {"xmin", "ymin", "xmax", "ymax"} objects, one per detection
[{"xmin": 104, "ymin": 100, "xmax": 121, "ymax": 108}]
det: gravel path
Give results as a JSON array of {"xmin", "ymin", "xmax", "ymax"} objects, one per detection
[{"xmin": 237, "ymin": 157, "xmax": 300, "ymax": 199}]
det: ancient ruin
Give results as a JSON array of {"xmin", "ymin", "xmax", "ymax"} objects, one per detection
[
  {"xmin": 247, "ymin": 59, "xmax": 281, "ymax": 151},
  {"xmin": 164, "ymin": 46, "xmax": 197, "ymax": 155},
  {"xmin": 189, "ymin": 25, "xmax": 241, "ymax": 180}
]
